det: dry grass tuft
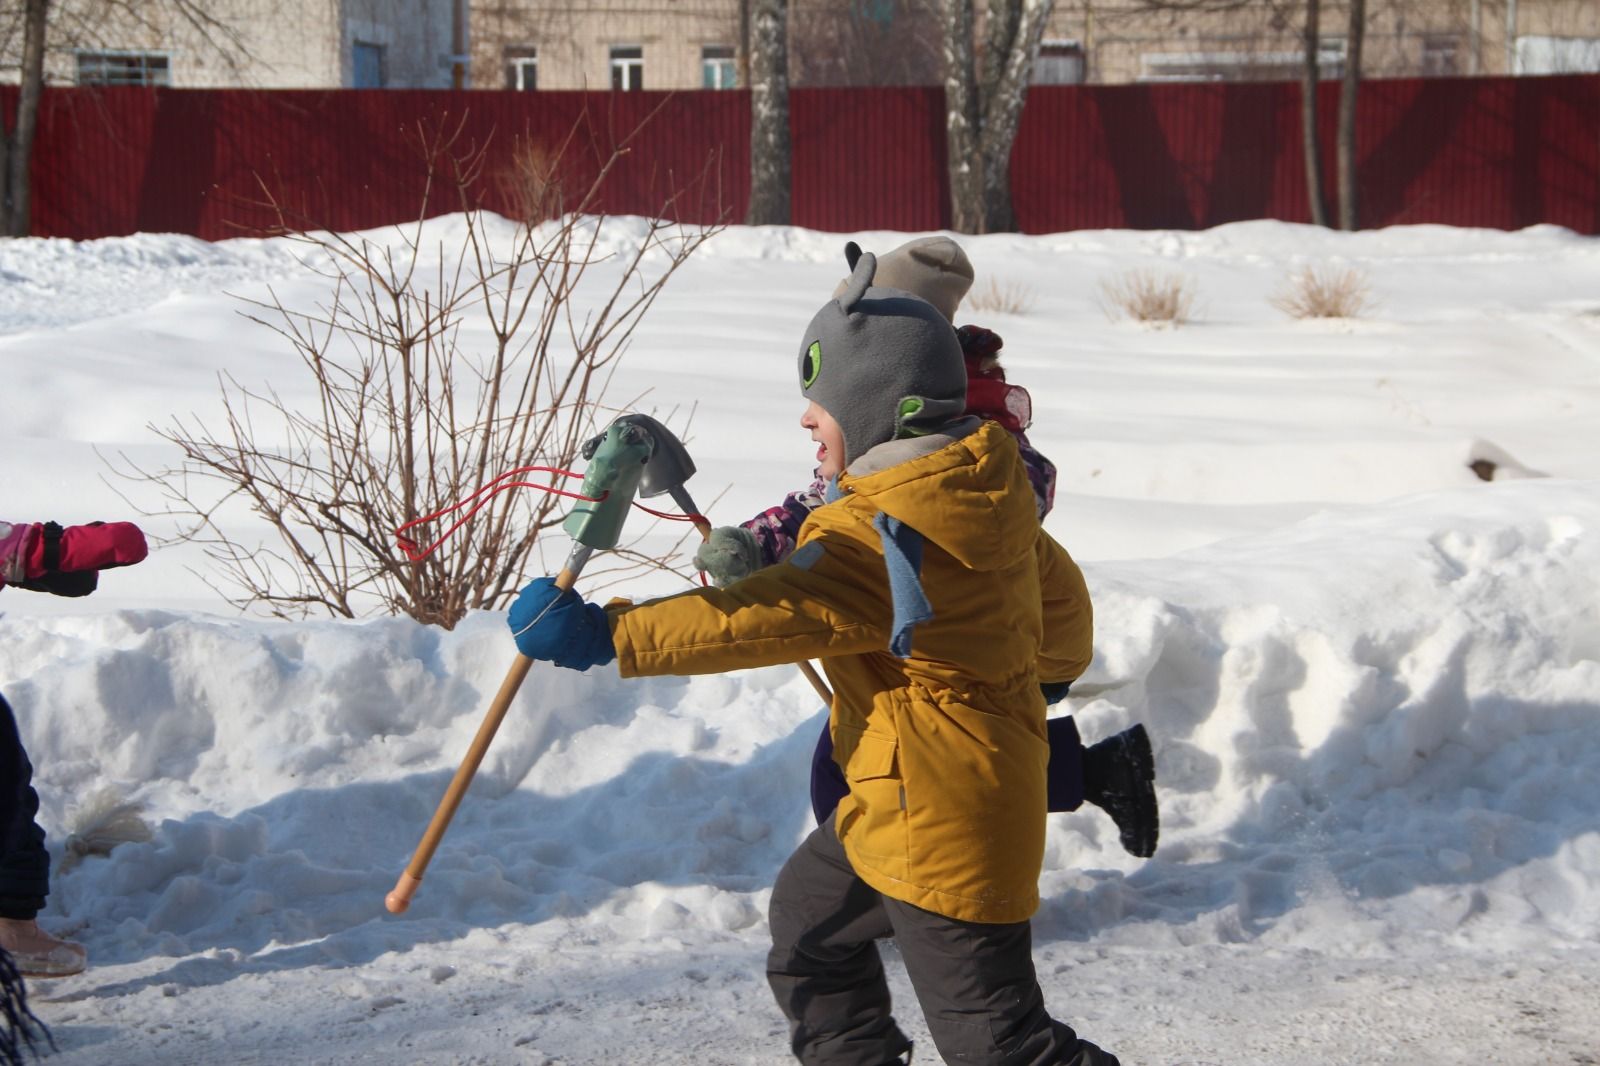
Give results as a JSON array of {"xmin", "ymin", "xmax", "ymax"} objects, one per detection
[
  {"xmin": 496, "ymin": 137, "xmax": 566, "ymax": 224},
  {"xmin": 1270, "ymin": 264, "xmax": 1375, "ymax": 319},
  {"xmin": 964, "ymin": 277, "xmax": 1036, "ymax": 316},
  {"xmin": 1098, "ymin": 269, "xmax": 1198, "ymax": 327}
]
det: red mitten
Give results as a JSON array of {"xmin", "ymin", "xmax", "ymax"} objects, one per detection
[
  {"xmin": 27, "ymin": 521, "xmax": 149, "ymax": 576},
  {"xmin": 0, "ymin": 521, "xmax": 40, "ymax": 584}
]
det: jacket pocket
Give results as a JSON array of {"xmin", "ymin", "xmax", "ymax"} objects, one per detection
[
  {"xmin": 834, "ymin": 726, "xmax": 909, "ymax": 879},
  {"xmin": 844, "ymin": 729, "xmax": 897, "ymax": 781}
]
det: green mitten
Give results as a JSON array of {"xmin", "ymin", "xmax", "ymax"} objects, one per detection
[{"xmin": 693, "ymin": 526, "xmax": 762, "ymax": 587}]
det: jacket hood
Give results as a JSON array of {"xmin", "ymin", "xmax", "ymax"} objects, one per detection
[{"xmin": 839, "ymin": 419, "xmax": 1037, "ymax": 573}]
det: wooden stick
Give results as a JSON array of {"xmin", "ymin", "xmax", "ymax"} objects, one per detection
[
  {"xmin": 385, "ymin": 567, "xmax": 577, "ymax": 914},
  {"xmin": 798, "ymin": 659, "xmax": 832, "ymax": 705}
]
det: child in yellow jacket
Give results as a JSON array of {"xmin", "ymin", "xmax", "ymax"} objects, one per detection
[
  {"xmin": 694, "ymin": 235, "xmax": 1158, "ymax": 859},
  {"xmin": 509, "ymin": 248, "xmax": 1122, "ymax": 1065}
]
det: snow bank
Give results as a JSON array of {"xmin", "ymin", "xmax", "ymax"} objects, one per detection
[{"xmin": 5, "ymin": 480, "xmax": 1595, "ymax": 976}]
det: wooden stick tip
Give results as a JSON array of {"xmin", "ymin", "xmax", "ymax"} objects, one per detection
[{"xmin": 385, "ymin": 872, "xmax": 422, "ymax": 914}]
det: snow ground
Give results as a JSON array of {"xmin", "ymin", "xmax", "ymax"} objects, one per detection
[{"xmin": 2, "ymin": 217, "xmax": 1599, "ymax": 1065}]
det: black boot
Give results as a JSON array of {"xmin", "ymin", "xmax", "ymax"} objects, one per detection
[
  {"xmin": 1065, "ymin": 1037, "xmax": 1122, "ymax": 1065},
  {"xmin": 1082, "ymin": 724, "xmax": 1159, "ymax": 859}
]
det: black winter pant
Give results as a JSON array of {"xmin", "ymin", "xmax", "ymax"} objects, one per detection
[
  {"xmin": 767, "ymin": 821, "xmax": 1117, "ymax": 1066},
  {"xmin": 0, "ymin": 695, "xmax": 49, "ymax": 921}
]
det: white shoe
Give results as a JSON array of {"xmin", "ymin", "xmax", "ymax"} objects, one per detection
[{"xmin": 0, "ymin": 918, "xmax": 88, "ymax": 977}]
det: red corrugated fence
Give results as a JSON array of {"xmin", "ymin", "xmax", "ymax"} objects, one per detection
[{"xmin": 3, "ymin": 76, "xmax": 1596, "ymax": 240}]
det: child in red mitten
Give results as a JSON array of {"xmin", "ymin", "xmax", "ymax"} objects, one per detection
[
  {"xmin": 0, "ymin": 520, "xmax": 147, "ymax": 596},
  {"xmin": 0, "ymin": 517, "xmax": 147, "ymax": 979}
]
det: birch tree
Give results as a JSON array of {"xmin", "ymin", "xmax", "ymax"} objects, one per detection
[
  {"xmin": 1, "ymin": 0, "xmax": 47, "ymax": 237},
  {"xmin": 746, "ymin": 0, "xmax": 791, "ymax": 225},
  {"xmin": 1301, "ymin": 0, "xmax": 1328, "ymax": 226},
  {"xmin": 941, "ymin": 0, "xmax": 1055, "ymax": 233},
  {"xmin": 1337, "ymin": 0, "xmax": 1365, "ymax": 230}
]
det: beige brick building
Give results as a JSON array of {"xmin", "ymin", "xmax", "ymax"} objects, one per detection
[
  {"xmin": 1052, "ymin": 0, "xmax": 1600, "ymax": 85},
  {"xmin": 467, "ymin": 0, "xmax": 1600, "ymax": 91},
  {"xmin": 5, "ymin": 0, "xmax": 1596, "ymax": 92}
]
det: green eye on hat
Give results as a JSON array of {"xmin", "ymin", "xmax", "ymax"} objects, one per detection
[
  {"xmin": 802, "ymin": 340, "xmax": 822, "ymax": 388},
  {"xmin": 895, "ymin": 396, "xmax": 936, "ymax": 438}
]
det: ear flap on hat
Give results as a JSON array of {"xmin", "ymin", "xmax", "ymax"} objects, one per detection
[
  {"xmin": 837, "ymin": 250, "xmax": 876, "ymax": 314},
  {"xmin": 907, "ymin": 240, "xmax": 960, "ymax": 271}
]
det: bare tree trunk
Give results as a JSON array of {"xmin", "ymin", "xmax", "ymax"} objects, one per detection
[
  {"xmin": 981, "ymin": 0, "xmax": 1021, "ymax": 97},
  {"xmin": 942, "ymin": 0, "xmax": 982, "ymax": 233},
  {"xmin": 1337, "ymin": 0, "xmax": 1365, "ymax": 231},
  {"xmin": 746, "ymin": 0, "xmax": 790, "ymax": 225},
  {"xmin": 943, "ymin": 0, "xmax": 1053, "ymax": 234},
  {"xmin": 4, "ymin": 0, "xmax": 50, "ymax": 238},
  {"xmin": 1301, "ymin": 0, "xmax": 1328, "ymax": 227},
  {"xmin": 738, "ymin": 0, "xmax": 751, "ymax": 89},
  {"xmin": 978, "ymin": 0, "xmax": 1053, "ymax": 233},
  {"xmin": 3, "ymin": 0, "xmax": 248, "ymax": 238}
]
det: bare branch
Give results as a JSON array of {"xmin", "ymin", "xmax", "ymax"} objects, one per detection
[{"xmin": 109, "ymin": 111, "xmax": 725, "ymax": 627}]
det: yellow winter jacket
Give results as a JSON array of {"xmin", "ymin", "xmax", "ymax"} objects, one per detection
[{"xmin": 606, "ymin": 419, "xmax": 1093, "ymax": 923}]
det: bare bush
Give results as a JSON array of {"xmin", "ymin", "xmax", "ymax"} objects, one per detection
[
  {"xmin": 964, "ymin": 276, "xmax": 1036, "ymax": 316},
  {"xmin": 117, "ymin": 112, "xmax": 724, "ymax": 628},
  {"xmin": 1270, "ymin": 264, "xmax": 1375, "ymax": 319},
  {"xmin": 1098, "ymin": 269, "xmax": 1198, "ymax": 327}
]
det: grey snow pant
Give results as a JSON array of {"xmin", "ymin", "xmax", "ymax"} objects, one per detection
[{"xmin": 766, "ymin": 820, "xmax": 1118, "ymax": 1066}]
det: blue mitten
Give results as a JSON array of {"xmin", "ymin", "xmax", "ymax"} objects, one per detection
[{"xmin": 508, "ymin": 577, "xmax": 616, "ymax": 671}]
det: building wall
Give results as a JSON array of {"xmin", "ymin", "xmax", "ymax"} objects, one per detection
[
  {"xmin": 0, "ymin": 0, "xmax": 455, "ymax": 89},
  {"xmin": 339, "ymin": 0, "xmax": 457, "ymax": 89},
  {"xmin": 1046, "ymin": 0, "xmax": 1600, "ymax": 85},
  {"xmin": 471, "ymin": 1, "xmax": 741, "ymax": 91},
  {"xmin": 3, "ymin": 0, "xmax": 1594, "ymax": 93}
]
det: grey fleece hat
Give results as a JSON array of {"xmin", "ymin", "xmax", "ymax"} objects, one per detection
[
  {"xmin": 833, "ymin": 236, "xmax": 975, "ymax": 322},
  {"xmin": 799, "ymin": 246, "xmax": 967, "ymax": 467}
]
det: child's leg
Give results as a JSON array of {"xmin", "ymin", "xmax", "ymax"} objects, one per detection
[
  {"xmin": 882, "ymin": 897, "xmax": 1121, "ymax": 1066},
  {"xmin": 808, "ymin": 721, "xmax": 849, "ymax": 826},
  {"xmin": 0, "ymin": 696, "xmax": 49, "ymax": 922},
  {"xmin": 0, "ymin": 696, "xmax": 85, "ymax": 978},
  {"xmin": 1045, "ymin": 715, "xmax": 1085, "ymax": 813},
  {"xmin": 767, "ymin": 821, "xmax": 914, "ymax": 1066}
]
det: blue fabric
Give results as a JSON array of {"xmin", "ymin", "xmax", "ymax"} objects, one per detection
[
  {"xmin": 0, "ymin": 694, "xmax": 49, "ymax": 918},
  {"xmin": 508, "ymin": 578, "xmax": 616, "ymax": 671},
  {"xmin": 809, "ymin": 718, "xmax": 849, "ymax": 826},
  {"xmin": 1045, "ymin": 715, "xmax": 1086, "ymax": 813},
  {"xmin": 872, "ymin": 512, "xmax": 932, "ymax": 658}
]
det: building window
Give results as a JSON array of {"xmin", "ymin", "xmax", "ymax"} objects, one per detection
[
  {"xmin": 505, "ymin": 46, "xmax": 538, "ymax": 90},
  {"xmin": 702, "ymin": 45, "xmax": 736, "ymax": 89},
  {"xmin": 352, "ymin": 40, "xmax": 386, "ymax": 88},
  {"xmin": 1140, "ymin": 39, "xmax": 1344, "ymax": 82},
  {"xmin": 1513, "ymin": 35, "xmax": 1600, "ymax": 75},
  {"xmin": 610, "ymin": 45, "xmax": 643, "ymax": 91},
  {"xmin": 76, "ymin": 51, "xmax": 170, "ymax": 86},
  {"xmin": 1033, "ymin": 40, "xmax": 1085, "ymax": 85},
  {"xmin": 1421, "ymin": 35, "xmax": 1460, "ymax": 77}
]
